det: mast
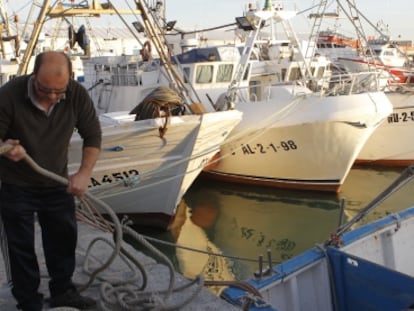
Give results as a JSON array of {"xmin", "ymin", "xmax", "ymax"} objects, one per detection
[
  {"xmin": 16, "ymin": 0, "xmax": 142, "ymax": 76},
  {"xmin": 134, "ymin": 0, "xmax": 199, "ymax": 110},
  {"xmin": 0, "ymin": 0, "xmax": 20, "ymax": 58},
  {"xmin": 17, "ymin": 0, "xmax": 51, "ymax": 76},
  {"xmin": 0, "ymin": 0, "xmax": 10, "ymax": 36}
]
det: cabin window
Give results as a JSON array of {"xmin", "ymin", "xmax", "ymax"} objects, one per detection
[
  {"xmin": 281, "ymin": 68, "xmax": 287, "ymax": 81},
  {"xmin": 195, "ymin": 65, "xmax": 214, "ymax": 84},
  {"xmin": 182, "ymin": 67, "xmax": 191, "ymax": 83},
  {"xmin": 288, "ymin": 67, "xmax": 302, "ymax": 81},
  {"xmin": 216, "ymin": 64, "xmax": 233, "ymax": 83}
]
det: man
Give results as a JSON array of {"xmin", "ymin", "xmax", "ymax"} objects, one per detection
[{"xmin": 0, "ymin": 51, "xmax": 102, "ymax": 310}]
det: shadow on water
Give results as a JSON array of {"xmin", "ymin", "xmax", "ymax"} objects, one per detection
[{"xmin": 126, "ymin": 165, "xmax": 414, "ymax": 286}]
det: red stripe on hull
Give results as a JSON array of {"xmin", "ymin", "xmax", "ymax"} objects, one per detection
[{"xmin": 200, "ymin": 171, "xmax": 341, "ymax": 193}]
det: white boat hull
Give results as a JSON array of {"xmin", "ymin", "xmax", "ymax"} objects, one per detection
[
  {"xmin": 204, "ymin": 88, "xmax": 392, "ymax": 192},
  {"xmin": 357, "ymin": 91, "xmax": 414, "ymax": 166},
  {"xmin": 69, "ymin": 110, "xmax": 242, "ymax": 228}
]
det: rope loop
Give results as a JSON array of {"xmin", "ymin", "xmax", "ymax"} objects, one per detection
[{"xmin": 129, "ymin": 86, "xmax": 186, "ymax": 138}]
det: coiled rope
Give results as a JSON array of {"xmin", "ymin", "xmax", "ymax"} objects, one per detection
[
  {"xmin": 129, "ymin": 86, "xmax": 186, "ymax": 138},
  {"xmin": 0, "ymin": 144, "xmax": 204, "ymax": 310}
]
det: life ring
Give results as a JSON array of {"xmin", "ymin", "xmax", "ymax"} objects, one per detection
[{"xmin": 140, "ymin": 41, "xmax": 152, "ymax": 61}]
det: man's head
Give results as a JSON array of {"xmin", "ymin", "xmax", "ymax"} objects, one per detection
[{"xmin": 32, "ymin": 51, "xmax": 72, "ymax": 105}]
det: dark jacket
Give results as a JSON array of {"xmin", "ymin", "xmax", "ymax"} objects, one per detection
[{"xmin": 0, "ymin": 75, "xmax": 102, "ymax": 187}]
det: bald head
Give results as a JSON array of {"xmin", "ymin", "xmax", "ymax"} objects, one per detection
[
  {"xmin": 32, "ymin": 52, "xmax": 72, "ymax": 105},
  {"xmin": 33, "ymin": 51, "xmax": 72, "ymax": 79}
]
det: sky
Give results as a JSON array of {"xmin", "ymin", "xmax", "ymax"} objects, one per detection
[
  {"xmin": 4, "ymin": 0, "xmax": 414, "ymax": 41},
  {"xmin": 165, "ymin": 0, "xmax": 414, "ymax": 41}
]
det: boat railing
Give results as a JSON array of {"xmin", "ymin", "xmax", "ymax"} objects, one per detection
[
  {"xmin": 84, "ymin": 60, "xmax": 162, "ymax": 87},
  {"xmin": 235, "ymin": 70, "xmax": 384, "ymax": 101},
  {"xmin": 232, "ymin": 81, "xmax": 305, "ymax": 103},
  {"xmin": 323, "ymin": 70, "xmax": 384, "ymax": 95},
  {"xmin": 298, "ymin": 69, "xmax": 384, "ymax": 96},
  {"xmin": 270, "ymin": 0, "xmax": 299, "ymax": 12},
  {"xmin": 316, "ymin": 46, "xmax": 358, "ymax": 59}
]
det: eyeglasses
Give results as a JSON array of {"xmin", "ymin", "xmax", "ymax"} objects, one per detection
[{"xmin": 34, "ymin": 78, "xmax": 67, "ymax": 96}]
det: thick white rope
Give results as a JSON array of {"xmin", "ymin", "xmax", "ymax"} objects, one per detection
[{"xmin": 0, "ymin": 144, "xmax": 205, "ymax": 310}]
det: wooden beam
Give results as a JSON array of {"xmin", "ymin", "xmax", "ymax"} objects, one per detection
[{"xmin": 47, "ymin": 1, "xmax": 141, "ymax": 19}]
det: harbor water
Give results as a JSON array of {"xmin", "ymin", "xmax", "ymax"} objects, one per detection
[{"xmin": 131, "ymin": 165, "xmax": 414, "ymax": 292}]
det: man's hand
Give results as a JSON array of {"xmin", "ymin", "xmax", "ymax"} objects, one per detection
[
  {"xmin": 67, "ymin": 171, "xmax": 90, "ymax": 197},
  {"xmin": 1, "ymin": 139, "xmax": 26, "ymax": 161},
  {"xmin": 67, "ymin": 146, "xmax": 99, "ymax": 197}
]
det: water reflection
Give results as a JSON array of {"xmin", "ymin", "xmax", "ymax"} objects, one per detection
[
  {"xmin": 130, "ymin": 165, "xmax": 414, "ymax": 284},
  {"xmin": 340, "ymin": 166, "xmax": 414, "ymax": 225},
  {"xmin": 184, "ymin": 179, "xmax": 341, "ymax": 280}
]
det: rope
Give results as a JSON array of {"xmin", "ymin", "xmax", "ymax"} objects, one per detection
[
  {"xmin": 21, "ymin": 152, "xmax": 124, "ymax": 292},
  {"xmin": 0, "ymin": 144, "xmax": 205, "ymax": 310},
  {"xmin": 0, "ymin": 144, "xmax": 13, "ymax": 284},
  {"xmin": 129, "ymin": 86, "xmax": 186, "ymax": 138},
  {"xmin": 140, "ymin": 233, "xmax": 281, "ymax": 265}
]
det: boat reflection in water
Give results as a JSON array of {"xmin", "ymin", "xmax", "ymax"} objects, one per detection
[
  {"xmin": 130, "ymin": 166, "xmax": 414, "ymax": 288},
  {"xmin": 184, "ymin": 179, "xmax": 340, "ymax": 281}
]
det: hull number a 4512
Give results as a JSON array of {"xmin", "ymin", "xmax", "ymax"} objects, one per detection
[{"xmin": 89, "ymin": 169, "xmax": 139, "ymax": 187}]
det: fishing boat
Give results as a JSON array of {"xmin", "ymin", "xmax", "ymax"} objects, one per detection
[
  {"xmin": 317, "ymin": 33, "xmax": 414, "ymax": 86},
  {"xmin": 7, "ymin": 0, "xmax": 243, "ymax": 229},
  {"xmin": 309, "ymin": 2, "xmax": 414, "ymax": 166},
  {"xmin": 230, "ymin": 0, "xmax": 414, "ymax": 168},
  {"xmin": 310, "ymin": 5, "xmax": 413, "ymax": 83},
  {"xmin": 197, "ymin": 1, "xmax": 392, "ymax": 192},
  {"xmin": 337, "ymin": 41, "xmax": 411, "ymax": 75},
  {"xmin": 321, "ymin": 19, "xmax": 414, "ymax": 167},
  {"xmin": 221, "ymin": 164, "xmax": 414, "ymax": 311},
  {"xmin": 69, "ymin": 108, "xmax": 242, "ymax": 229},
  {"xmin": 356, "ymin": 90, "xmax": 414, "ymax": 166}
]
